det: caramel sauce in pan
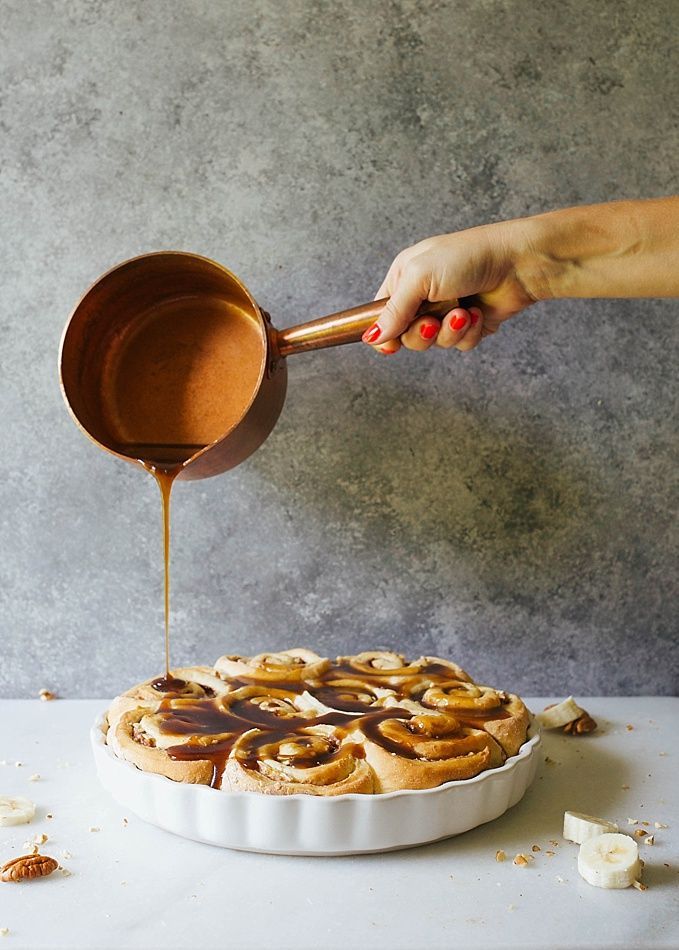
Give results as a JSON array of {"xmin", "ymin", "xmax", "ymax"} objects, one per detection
[
  {"xmin": 146, "ymin": 662, "xmax": 513, "ymax": 788},
  {"xmin": 102, "ymin": 297, "xmax": 263, "ymax": 676}
]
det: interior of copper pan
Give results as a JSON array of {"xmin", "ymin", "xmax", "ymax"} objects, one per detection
[{"xmin": 59, "ymin": 253, "xmax": 268, "ymax": 467}]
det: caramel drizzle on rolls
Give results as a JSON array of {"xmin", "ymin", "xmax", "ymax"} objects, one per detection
[{"xmin": 110, "ymin": 654, "xmax": 528, "ymax": 792}]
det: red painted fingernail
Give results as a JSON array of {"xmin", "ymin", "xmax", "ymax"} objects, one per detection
[
  {"xmin": 451, "ymin": 314, "xmax": 468, "ymax": 331},
  {"xmin": 420, "ymin": 323, "xmax": 438, "ymax": 340},
  {"xmin": 362, "ymin": 324, "xmax": 382, "ymax": 344},
  {"xmin": 469, "ymin": 309, "xmax": 481, "ymax": 327}
]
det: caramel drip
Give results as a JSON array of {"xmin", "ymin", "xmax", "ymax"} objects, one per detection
[
  {"xmin": 148, "ymin": 465, "xmax": 181, "ymax": 678},
  {"xmin": 140, "ymin": 661, "xmax": 514, "ymax": 788}
]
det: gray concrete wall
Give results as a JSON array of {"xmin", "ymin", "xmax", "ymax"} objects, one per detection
[{"xmin": 1, "ymin": 0, "xmax": 677, "ymax": 698}]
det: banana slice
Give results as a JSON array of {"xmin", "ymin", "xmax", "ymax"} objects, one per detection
[
  {"xmin": 578, "ymin": 833, "xmax": 641, "ymax": 889},
  {"xmin": 564, "ymin": 810, "xmax": 619, "ymax": 844},
  {"xmin": 0, "ymin": 795, "xmax": 36, "ymax": 826},
  {"xmin": 536, "ymin": 696, "xmax": 584, "ymax": 729}
]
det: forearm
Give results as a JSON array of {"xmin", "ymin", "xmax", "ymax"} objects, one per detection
[{"xmin": 515, "ymin": 196, "xmax": 679, "ymax": 301}]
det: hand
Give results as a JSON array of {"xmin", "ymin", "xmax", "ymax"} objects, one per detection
[
  {"xmin": 363, "ymin": 220, "xmax": 538, "ymax": 355},
  {"xmin": 364, "ymin": 196, "xmax": 679, "ymax": 355}
]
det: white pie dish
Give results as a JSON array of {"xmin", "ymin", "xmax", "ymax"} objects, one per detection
[{"xmin": 91, "ymin": 711, "xmax": 541, "ymax": 855}]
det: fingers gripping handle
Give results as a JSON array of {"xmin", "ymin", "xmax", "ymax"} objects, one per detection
[{"xmin": 275, "ymin": 298, "xmax": 457, "ymax": 357}]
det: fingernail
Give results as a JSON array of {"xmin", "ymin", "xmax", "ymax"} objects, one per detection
[
  {"xmin": 451, "ymin": 314, "xmax": 468, "ymax": 331},
  {"xmin": 469, "ymin": 309, "xmax": 481, "ymax": 327},
  {"xmin": 381, "ymin": 346, "xmax": 399, "ymax": 355},
  {"xmin": 420, "ymin": 323, "xmax": 438, "ymax": 340},
  {"xmin": 362, "ymin": 324, "xmax": 381, "ymax": 344}
]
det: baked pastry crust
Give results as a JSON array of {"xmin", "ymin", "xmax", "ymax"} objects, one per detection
[{"xmin": 106, "ymin": 653, "xmax": 530, "ymax": 794}]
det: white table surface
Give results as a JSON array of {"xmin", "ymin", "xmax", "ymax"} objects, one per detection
[{"xmin": 0, "ymin": 697, "xmax": 677, "ymax": 950}]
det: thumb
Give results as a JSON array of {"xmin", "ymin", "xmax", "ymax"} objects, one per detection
[{"xmin": 363, "ymin": 261, "xmax": 429, "ymax": 345}]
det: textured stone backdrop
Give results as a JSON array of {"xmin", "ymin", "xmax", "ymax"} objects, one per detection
[{"xmin": 1, "ymin": 0, "xmax": 677, "ymax": 697}]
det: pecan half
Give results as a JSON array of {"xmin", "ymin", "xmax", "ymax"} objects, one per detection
[
  {"xmin": 1, "ymin": 854, "xmax": 58, "ymax": 882},
  {"xmin": 563, "ymin": 712, "xmax": 597, "ymax": 735}
]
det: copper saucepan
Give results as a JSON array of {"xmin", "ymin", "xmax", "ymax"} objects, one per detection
[{"xmin": 59, "ymin": 251, "xmax": 454, "ymax": 479}]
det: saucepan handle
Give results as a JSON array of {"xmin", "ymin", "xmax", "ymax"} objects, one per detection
[{"xmin": 274, "ymin": 298, "xmax": 458, "ymax": 357}]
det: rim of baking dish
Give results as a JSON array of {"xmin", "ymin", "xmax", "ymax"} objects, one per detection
[{"xmin": 91, "ymin": 711, "xmax": 541, "ymax": 802}]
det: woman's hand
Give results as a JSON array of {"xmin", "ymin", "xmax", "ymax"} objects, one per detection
[
  {"xmin": 363, "ymin": 197, "xmax": 679, "ymax": 355},
  {"xmin": 363, "ymin": 220, "xmax": 539, "ymax": 355}
]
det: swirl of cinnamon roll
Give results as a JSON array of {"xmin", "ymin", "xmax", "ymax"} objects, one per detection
[
  {"xmin": 214, "ymin": 648, "xmax": 330, "ymax": 682},
  {"xmin": 296, "ymin": 678, "xmax": 396, "ymax": 716},
  {"xmin": 333, "ymin": 652, "xmax": 471, "ymax": 685},
  {"xmin": 414, "ymin": 681, "xmax": 502, "ymax": 711},
  {"xmin": 412, "ymin": 682, "xmax": 530, "ymax": 757},
  {"xmin": 222, "ymin": 685, "xmax": 316, "ymax": 728},
  {"xmin": 222, "ymin": 724, "xmax": 374, "ymax": 795},
  {"xmin": 359, "ymin": 709, "xmax": 504, "ymax": 792}
]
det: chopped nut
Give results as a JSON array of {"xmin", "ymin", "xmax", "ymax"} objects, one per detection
[
  {"xmin": 59, "ymin": 867, "xmax": 72, "ymax": 877},
  {"xmin": 88, "ymin": 826, "xmax": 100, "ymax": 833},
  {"xmin": 531, "ymin": 844, "xmax": 541, "ymax": 852},
  {"xmin": 641, "ymin": 821, "xmax": 650, "ymax": 827},
  {"xmin": 122, "ymin": 817, "xmax": 128, "ymax": 827},
  {"xmin": 28, "ymin": 774, "xmax": 40, "ymax": 782},
  {"xmin": 545, "ymin": 850, "xmax": 556, "ymax": 857},
  {"xmin": 633, "ymin": 880, "xmax": 647, "ymax": 891},
  {"xmin": 621, "ymin": 784, "xmax": 630, "ymax": 790},
  {"xmin": 1, "ymin": 854, "xmax": 58, "ymax": 882},
  {"xmin": 513, "ymin": 854, "xmax": 530, "ymax": 866},
  {"xmin": 33, "ymin": 833, "xmax": 47, "ymax": 845},
  {"xmin": 46, "ymin": 814, "xmax": 53, "ymax": 820},
  {"xmin": 549, "ymin": 840, "xmax": 560, "ymax": 847},
  {"xmin": 14, "ymin": 762, "xmax": 22, "ymax": 768},
  {"xmin": 626, "ymin": 724, "xmax": 634, "ymax": 731},
  {"xmin": 654, "ymin": 822, "xmax": 668, "ymax": 829},
  {"xmin": 39, "ymin": 689, "xmax": 56, "ymax": 702},
  {"xmin": 659, "ymin": 752, "xmax": 667, "ymax": 757},
  {"xmin": 627, "ymin": 818, "xmax": 638, "ymax": 825},
  {"xmin": 495, "ymin": 850, "xmax": 506, "ymax": 862},
  {"xmin": 0, "ymin": 928, "xmax": 8, "ymax": 937},
  {"xmin": 645, "ymin": 835, "xmax": 655, "ymax": 846},
  {"xmin": 634, "ymin": 829, "xmax": 648, "ymax": 838},
  {"xmin": 563, "ymin": 712, "xmax": 597, "ymax": 735}
]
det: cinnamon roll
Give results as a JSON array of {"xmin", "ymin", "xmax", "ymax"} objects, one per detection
[
  {"xmin": 359, "ymin": 709, "xmax": 504, "ymax": 793},
  {"xmin": 106, "ymin": 666, "xmax": 231, "ymax": 751},
  {"xmin": 113, "ymin": 700, "xmax": 237, "ymax": 786},
  {"xmin": 411, "ymin": 681, "xmax": 530, "ymax": 756},
  {"xmin": 214, "ymin": 648, "xmax": 330, "ymax": 682},
  {"xmin": 222, "ymin": 724, "xmax": 374, "ymax": 796}
]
